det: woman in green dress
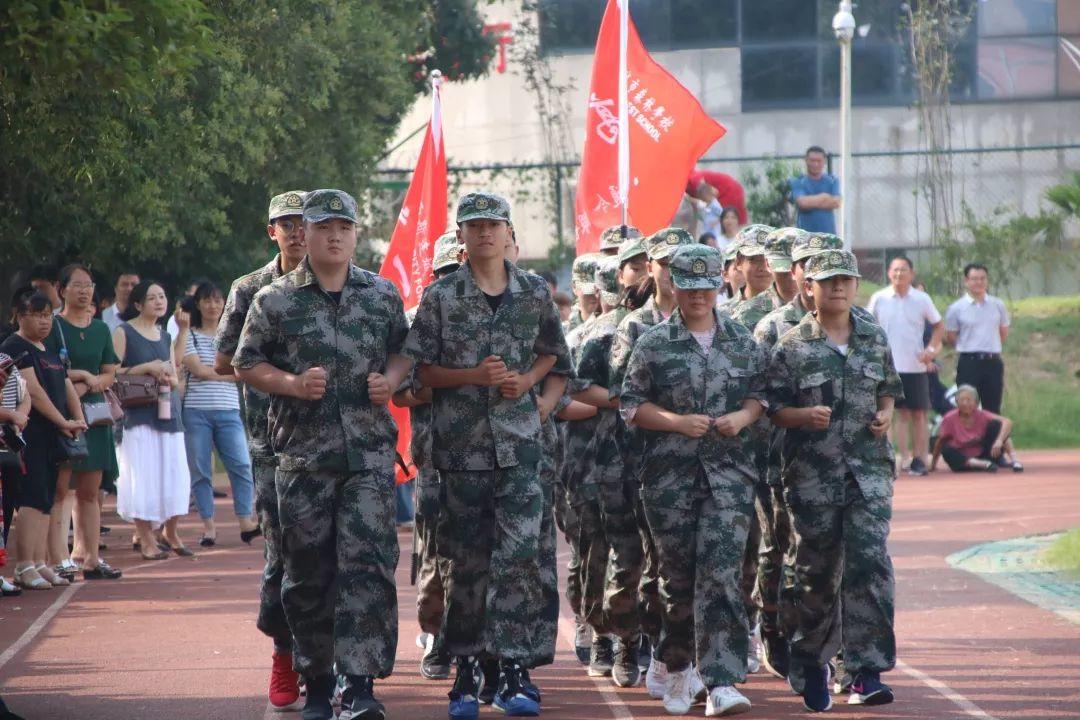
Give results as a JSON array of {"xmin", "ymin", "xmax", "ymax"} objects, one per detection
[{"xmin": 45, "ymin": 263, "xmax": 122, "ymax": 580}]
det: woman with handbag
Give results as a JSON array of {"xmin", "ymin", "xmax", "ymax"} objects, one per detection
[
  {"xmin": 112, "ymin": 280, "xmax": 191, "ymax": 560},
  {"xmin": 0, "ymin": 289, "xmax": 87, "ymax": 589},
  {"xmin": 45, "ymin": 263, "xmax": 122, "ymax": 580}
]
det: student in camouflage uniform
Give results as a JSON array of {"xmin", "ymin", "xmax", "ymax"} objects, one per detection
[
  {"xmin": 766, "ymin": 249, "xmax": 900, "ymax": 713},
  {"xmin": 564, "ymin": 253, "xmax": 602, "ymax": 334},
  {"xmin": 234, "ymin": 189, "xmax": 412, "ymax": 720},
  {"xmin": 726, "ymin": 224, "xmax": 777, "ymax": 326},
  {"xmin": 571, "ymin": 249, "xmax": 649, "ymax": 687},
  {"xmin": 607, "ymin": 227, "xmax": 695, "ymax": 698},
  {"xmin": 394, "ymin": 232, "xmax": 462, "ymax": 681},
  {"xmin": 621, "ymin": 243, "xmax": 767, "ymax": 717},
  {"xmin": 213, "ymin": 190, "xmax": 307, "ymax": 711},
  {"xmin": 403, "ymin": 191, "xmax": 571, "ymax": 720},
  {"xmin": 729, "ymin": 227, "xmax": 803, "ymax": 330}
]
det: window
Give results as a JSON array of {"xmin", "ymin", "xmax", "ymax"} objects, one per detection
[
  {"xmin": 977, "ymin": 0, "xmax": 1056, "ymax": 37},
  {"xmin": 1057, "ymin": 36, "xmax": 1080, "ymax": 95},
  {"xmin": 821, "ymin": 43, "xmax": 902, "ymax": 102},
  {"xmin": 977, "ymin": 36, "xmax": 1056, "ymax": 98},
  {"xmin": 741, "ymin": 0, "xmax": 816, "ymax": 41},
  {"xmin": 538, "ymin": 0, "xmax": 736, "ymax": 52},
  {"xmin": 741, "ymin": 46, "xmax": 817, "ymax": 105}
]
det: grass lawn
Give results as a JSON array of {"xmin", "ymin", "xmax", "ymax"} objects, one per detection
[
  {"xmin": 1043, "ymin": 528, "xmax": 1080, "ymax": 572},
  {"xmin": 856, "ymin": 287, "xmax": 1080, "ymax": 449}
]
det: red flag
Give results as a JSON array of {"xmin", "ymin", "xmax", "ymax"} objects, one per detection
[
  {"xmin": 380, "ymin": 76, "xmax": 448, "ymax": 484},
  {"xmin": 574, "ymin": 0, "xmax": 727, "ymax": 253}
]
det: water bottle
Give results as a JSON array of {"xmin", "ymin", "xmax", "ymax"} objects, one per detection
[{"xmin": 157, "ymin": 383, "xmax": 171, "ymax": 420}]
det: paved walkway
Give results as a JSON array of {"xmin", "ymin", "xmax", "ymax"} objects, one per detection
[{"xmin": 1, "ymin": 450, "xmax": 1078, "ymax": 719}]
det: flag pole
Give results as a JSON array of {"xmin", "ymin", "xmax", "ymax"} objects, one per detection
[{"xmin": 617, "ymin": 0, "xmax": 629, "ymax": 239}]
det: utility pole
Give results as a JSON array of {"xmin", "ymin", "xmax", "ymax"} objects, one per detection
[{"xmin": 833, "ymin": 1, "xmax": 855, "ymax": 248}]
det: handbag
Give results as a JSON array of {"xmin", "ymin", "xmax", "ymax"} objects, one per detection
[
  {"xmin": 114, "ymin": 373, "xmax": 159, "ymax": 408},
  {"xmin": 105, "ymin": 387, "xmax": 125, "ymax": 422},
  {"xmin": 56, "ymin": 320, "xmax": 115, "ymax": 426},
  {"xmin": 56, "ymin": 432, "xmax": 89, "ymax": 462}
]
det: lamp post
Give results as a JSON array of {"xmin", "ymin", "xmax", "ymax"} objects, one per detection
[{"xmin": 832, "ymin": 2, "xmax": 855, "ymax": 248}]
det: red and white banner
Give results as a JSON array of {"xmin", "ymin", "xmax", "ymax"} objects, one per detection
[
  {"xmin": 574, "ymin": 0, "xmax": 727, "ymax": 254},
  {"xmin": 379, "ymin": 74, "xmax": 448, "ymax": 484}
]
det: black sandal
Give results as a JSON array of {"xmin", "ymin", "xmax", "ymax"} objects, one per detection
[
  {"xmin": 199, "ymin": 535, "xmax": 216, "ymax": 548},
  {"xmin": 240, "ymin": 526, "xmax": 263, "ymax": 544},
  {"xmin": 141, "ymin": 550, "xmax": 168, "ymax": 561}
]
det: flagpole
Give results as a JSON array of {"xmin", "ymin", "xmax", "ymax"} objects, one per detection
[{"xmin": 617, "ymin": 0, "xmax": 629, "ymax": 238}]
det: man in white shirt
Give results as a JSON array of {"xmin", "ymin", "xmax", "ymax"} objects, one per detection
[
  {"xmin": 868, "ymin": 256, "xmax": 944, "ymax": 476},
  {"xmin": 101, "ymin": 271, "xmax": 140, "ymax": 331},
  {"xmin": 944, "ymin": 263, "xmax": 1010, "ymax": 413}
]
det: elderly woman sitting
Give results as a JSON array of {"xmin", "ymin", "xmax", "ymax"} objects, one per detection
[{"xmin": 930, "ymin": 384, "xmax": 1023, "ymax": 473}]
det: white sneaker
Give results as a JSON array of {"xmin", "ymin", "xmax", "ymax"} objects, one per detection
[
  {"xmin": 663, "ymin": 667, "xmax": 694, "ymax": 715},
  {"xmin": 689, "ymin": 667, "xmax": 707, "ymax": 705},
  {"xmin": 646, "ymin": 658, "xmax": 668, "ymax": 699},
  {"xmin": 747, "ymin": 626, "xmax": 763, "ymax": 674},
  {"xmin": 706, "ymin": 686, "xmax": 752, "ymax": 716},
  {"xmin": 415, "ymin": 631, "xmax": 430, "ymax": 650}
]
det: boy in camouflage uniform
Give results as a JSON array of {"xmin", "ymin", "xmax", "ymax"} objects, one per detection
[
  {"xmin": 213, "ymin": 190, "xmax": 307, "ymax": 710},
  {"xmin": 726, "ymin": 224, "xmax": 777, "ymax": 326},
  {"xmin": 766, "ymin": 249, "xmax": 900, "ymax": 712},
  {"xmin": 730, "ymin": 227, "xmax": 803, "ymax": 331},
  {"xmin": 234, "ymin": 189, "xmax": 412, "ymax": 720},
  {"xmin": 403, "ymin": 192, "xmax": 571, "ymax": 720},
  {"xmin": 621, "ymin": 244, "xmax": 768, "ymax": 717},
  {"xmin": 564, "ymin": 253, "xmax": 602, "ymax": 333}
]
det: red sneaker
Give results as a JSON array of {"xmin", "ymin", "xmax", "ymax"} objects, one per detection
[{"xmin": 268, "ymin": 650, "xmax": 301, "ymax": 710}]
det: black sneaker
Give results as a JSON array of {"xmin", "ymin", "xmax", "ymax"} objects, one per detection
[
  {"xmin": 574, "ymin": 618, "xmax": 590, "ymax": 664},
  {"xmin": 493, "ymin": 661, "xmax": 540, "ymax": 716},
  {"xmin": 301, "ymin": 674, "xmax": 335, "ymax": 720},
  {"xmin": 760, "ymin": 631, "xmax": 789, "ymax": 679},
  {"xmin": 587, "ymin": 635, "xmax": 614, "ymax": 677},
  {"xmin": 339, "ymin": 675, "xmax": 385, "ymax": 720},
  {"xmin": 908, "ymin": 457, "xmax": 928, "ymax": 476},
  {"xmin": 520, "ymin": 667, "xmax": 541, "ymax": 704},
  {"xmin": 477, "ymin": 657, "xmax": 500, "ymax": 705},
  {"xmin": 83, "ymin": 561, "xmax": 122, "ymax": 580},
  {"xmin": 801, "ymin": 664, "xmax": 833, "ymax": 713},
  {"xmin": 420, "ymin": 634, "xmax": 451, "ymax": 680},
  {"xmin": 612, "ymin": 636, "xmax": 641, "ymax": 687},
  {"xmin": 848, "ymin": 672, "xmax": 894, "ymax": 706},
  {"xmin": 449, "ymin": 657, "xmax": 480, "ymax": 720},
  {"xmin": 637, "ymin": 634, "xmax": 653, "ymax": 674}
]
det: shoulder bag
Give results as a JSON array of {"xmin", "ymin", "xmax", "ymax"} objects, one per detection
[
  {"xmin": 56, "ymin": 431, "xmax": 89, "ymax": 461},
  {"xmin": 114, "ymin": 373, "xmax": 159, "ymax": 409},
  {"xmin": 56, "ymin": 320, "xmax": 114, "ymax": 426}
]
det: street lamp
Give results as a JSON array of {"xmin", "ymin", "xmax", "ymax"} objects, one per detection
[{"xmin": 832, "ymin": 1, "xmax": 855, "ymax": 248}]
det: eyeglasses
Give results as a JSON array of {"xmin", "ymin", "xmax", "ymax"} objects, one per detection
[
  {"xmin": 275, "ymin": 219, "xmax": 300, "ymax": 233},
  {"xmin": 67, "ymin": 282, "xmax": 96, "ymax": 290}
]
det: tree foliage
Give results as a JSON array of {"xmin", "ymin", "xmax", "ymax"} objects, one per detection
[{"xmin": 0, "ymin": 0, "xmax": 491, "ymax": 298}]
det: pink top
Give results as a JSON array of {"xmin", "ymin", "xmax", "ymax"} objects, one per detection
[{"xmin": 938, "ymin": 408, "xmax": 993, "ymax": 459}]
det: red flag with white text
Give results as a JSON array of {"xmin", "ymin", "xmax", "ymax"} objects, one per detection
[
  {"xmin": 574, "ymin": 0, "xmax": 727, "ymax": 253},
  {"xmin": 379, "ymin": 79, "xmax": 448, "ymax": 484}
]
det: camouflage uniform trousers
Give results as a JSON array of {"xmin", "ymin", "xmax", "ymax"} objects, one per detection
[
  {"xmin": 631, "ymin": 455, "xmax": 664, "ymax": 646},
  {"xmin": 438, "ymin": 463, "xmax": 543, "ymax": 660},
  {"xmin": 554, "ymin": 480, "xmax": 583, "ymax": 618},
  {"xmin": 751, "ymin": 482, "xmax": 796, "ymax": 639},
  {"xmin": 520, "ymin": 467, "xmax": 559, "ymax": 668},
  {"xmin": 785, "ymin": 477, "xmax": 896, "ymax": 691},
  {"xmin": 739, "ymin": 426, "xmax": 769, "ymax": 631},
  {"xmin": 641, "ymin": 469, "xmax": 753, "ymax": 687},
  {"xmin": 415, "ymin": 467, "xmax": 449, "ymax": 636},
  {"xmin": 253, "ymin": 455, "xmax": 291, "ymax": 645},
  {"xmin": 277, "ymin": 467, "xmax": 399, "ymax": 678}
]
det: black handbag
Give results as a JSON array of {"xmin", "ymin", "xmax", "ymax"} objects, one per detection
[{"xmin": 56, "ymin": 432, "xmax": 89, "ymax": 462}]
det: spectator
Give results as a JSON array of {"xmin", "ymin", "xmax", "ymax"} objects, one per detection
[
  {"xmin": 930, "ymin": 385, "xmax": 1023, "ymax": 473},
  {"xmin": 718, "ymin": 207, "xmax": 742, "ymax": 250},
  {"xmin": 685, "ymin": 169, "xmax": 749, "ymax": 226},
  {"xmin": 1, "ymin": 289, "xmax": 86, "ymax": 589},
  {"xmin": 913, "ymin": 280, "xmax": 952, "ymax": 416},
  {"xmin": 112, "ymin": 280, "xmax": 191, "ymax": 559},
  {"xmin": 176, "ymin": 281, "xmax": 259, "ymax": 547},
  {"xmin": 790, "ymin": 146, "xmax": 841, "ymax": 233},
  {"xmin": 944, "ymin": 263, "xmax": 1010, "ymax": 414},
  {"xmin": 101, "ymin": 271, "xmax": 140, "ymax": 331},
  {"xmin": 867, "ymin": 257, "xmax": 944, "ymax": 476},
  {"xmin": 1, "ymin": 351, "xmax": 31, "ymax": 553},
  {"xmin": 699, "ymin": 231, "xmax": 718, "ymax": 248},
  {"xmin": 26, "ymin": 266, "xmax": 62, "ymax": 313},
  {"xmin": 167, "ymin": 279, "xmax": 207, "ymax": 359},
  {"xmin": 45, "ymin": 264, "xmax": 122, "ymax": 580}
]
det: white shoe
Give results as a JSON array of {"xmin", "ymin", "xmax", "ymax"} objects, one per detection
[
  {"xmin": 415, "ymin": 631, "xmax": 430, "ymax": 650},
  {"xmin": 706, "ymin": 686, "xmax": 752, "ymax": 716},
  {"xmin": 663, "ymin": 667, "xmax": 694, "ymax": 715},
  {"xmin": 689, "ymin": 667, "xmax": 707, "ymax": 705},
  {"xmin": 747, "ymin": 626, "xmax": 763, "ymax": 674},
  {"xmin": 646, "ymin": 658, "xmax": 668, "ymax": 699}
]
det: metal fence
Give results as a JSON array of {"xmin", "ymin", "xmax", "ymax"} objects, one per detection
[{"xmin": 375, "ymin": 144, "xmax": 1080, "ymax": 276}]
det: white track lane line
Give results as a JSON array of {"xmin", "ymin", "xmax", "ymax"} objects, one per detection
[
  {"xmin": 556, "ymin": 611, "xmax": 636, "ymax": 719},
  {"xmin": 896, "ymin": 659, "xmax": 1001, "ymax": 720}
]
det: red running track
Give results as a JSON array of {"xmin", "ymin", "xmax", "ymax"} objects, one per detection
[{"xmin": 0, "ymin": 450, "xmax": 1077, "ymax": 719}]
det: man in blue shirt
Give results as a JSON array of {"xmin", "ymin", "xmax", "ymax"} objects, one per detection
[{"xmin": 790, "ymin": 146, "xmax": 841, "ymax": 233}]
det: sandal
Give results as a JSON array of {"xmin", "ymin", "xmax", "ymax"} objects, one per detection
[
  {"xmin": 1012, "ymin": 460, "xmax": 1024, "ymax": 473},
  {"xmin": 83, "ymin": 561, "xmax": 123, "ymax": 580},
  {"xmin": 14, "ymin": 566, "xmax": 52, "ymax": 590},
  {"xmin": 1, "ymin": 577, "xmax": 23, "ymax": 596},
  {"xmin": 140, "ymin": 550, "xmax": 169, "ymax": 561},
  {"xmin": 199, "ymin": 535, "xmax": 216, "ymax": 548},
  {"xmin": 36, "ymin": 565, "xmax": 71, "ymax": 587},
  {"xmin": 169, "ymin": 545, "xmax": 195, "ymax": 557},
  {"xmin": 240, "ymin": 526, "xmax": 263, "ymax": 544}
]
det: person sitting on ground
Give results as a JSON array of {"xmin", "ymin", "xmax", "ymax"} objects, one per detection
[{"xmin": 930, "ymin": 385, "xmax": 1023, "ymax": 473}]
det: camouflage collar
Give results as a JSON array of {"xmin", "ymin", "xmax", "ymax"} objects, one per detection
[
  {"xmin": 802, "ymin": 308, "xmax": 877, "ymax": 341},
  {"xmin": 291, "ymin": 257, "xmax": 372, "ymax": 289},
  {"xmin": 667, "ymin": 307, "xmax": 731, "ymax": 344},
  {"xmin": 455, "ymin": 260, "xmax": 529, "ymax": 297},
  {"xmin": 268, "ymin": 254, "xmax": 285, "ymax": 279}
]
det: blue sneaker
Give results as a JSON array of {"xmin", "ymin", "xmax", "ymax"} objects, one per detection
[
  {"xmin": 448, "ymin": 657, "xmax": 480, "ymax": 720},
  {"xmin": 519, "ymin": 668, "xmax": 541, "ymax": 704},
  {"xmin": 801, "ymin": 663, "xmax": 833, "ymax": 713},
  {"xmin": 493, "ymin": 661, "xmax": 540, "ymax": 717},
  {"xmin": 848, "ymin": 672, "xmax": 894, "ymax": 706}
]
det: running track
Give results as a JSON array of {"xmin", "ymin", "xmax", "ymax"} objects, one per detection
[{"xmin": 1, "ymin": 450, "xmax": 1078, "ymax": 719}]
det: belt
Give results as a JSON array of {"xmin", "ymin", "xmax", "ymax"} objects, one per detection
[{"xmin": 959, "ymin": 352, "xmax": 1001, "ymax": 360}]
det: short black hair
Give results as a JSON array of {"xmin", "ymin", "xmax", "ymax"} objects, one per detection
[
  {"xmin": 187, "ymin": 281, "xmax": 223, "ymax": 328},
  {"xmin": 806, "ymin": 146, "xmax": 827, "ymax": 157},
  {"xmin": 889, "ymin": 255, "xmax": 913, "ymax": 271},
  {"xmin": 12, "ymin": 287, "xmax": 53, "ymax": 315},
  {"xmin": 698, "ymin": 232, "xmax": 716, "ymax": 245},
  {"xmin": 963, "ymin": 263, "xmax": 988, "ymax": 278}
]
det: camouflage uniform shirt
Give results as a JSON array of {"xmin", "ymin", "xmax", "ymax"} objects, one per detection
[
  {"xmin": 730, "ymin": 285, "xmax": 784, "ymax": 333},
  {"xmin": 766, "ymin": 310, "xmax": 903, "ymax": 505},
  {"xmin": 232, "ymin": 258, "xmax": 408, "ymax": 473},
  {"xmin": 402, "ymin": 260, "xmax": 572, "ymax": 471},
  {"xmin": 608, "ymin": 297, "xmax": 669, "ymax": 397}
]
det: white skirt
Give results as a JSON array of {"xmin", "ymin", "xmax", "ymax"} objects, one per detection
[{"xmin": 116, "ymin": 425, "xmax": 190, "ymax": 525}]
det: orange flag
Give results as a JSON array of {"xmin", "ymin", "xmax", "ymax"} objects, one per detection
[
  {"xmin": 574, "ymin": 0, "xmax": 727, "ymax": 253},
  {"xmin": 379, "ymin": 75, "xmax": 448, "ymax": 484}
]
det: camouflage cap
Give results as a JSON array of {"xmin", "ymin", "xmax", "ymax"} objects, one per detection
[
  {"xmin": 645, "ymin": 227, "xmax": 695, "ymax": 261},
  {"xmin": 764, "ymin": 227, "xmax": 804, "ymax": 272},
  {"xmin": 432, "ymin": 231, "xmax": 463, "ymax": 273},
  {"xmin": 732, "ymin": 223, "xmax": 774, "ymax": 258},
  {"xmin": 599, "ymin": 224, "xmax": 643, "ymax": 251},
  {"xmin": 618, "ymin": 236, "xmax": 648, "ymax": 266},
  {"xmin": 792, "ymin": 232, "xmax": 844, "ymax": 262},
  {"xmin": 595, "ymin": 256, "xmax": 621, "ymax": 305},
  {"xmin": 268, "ymin": 190, "xmax": 307, "ymax": 222},
  {"xmin": 456, "ymin": 191, "xmax": 511, "ymax": 224},
  {"xmin": 669, "ymin": 244, "xmax": 725, "ymax": 290},
  {"xmin": 805, "ymin": 249, "xmax": 861, "ymax": 281},
  {"xmin": 572, "ymin": 253, "xmax": 603, "ymax": 295},
  {"xmin": 303, "ymin": 189, "xmax": 358, "ymax": 224}
]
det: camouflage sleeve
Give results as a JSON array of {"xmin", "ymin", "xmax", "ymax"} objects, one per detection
[
  {"xmin": 879, "ymin": 343, "xmax": 904, "ymax": 401},
  {"xmin": 533, "ymin": 284, "xmax": 573, "ymax": 376},
  {"xmin": 554, "ymin": 390, "xmax": 573, "ymax": 417},
  {"xmin": 402, "ymin": 287, "xmax": 442, "ymax": 365},
  {"xmin": 385, "ymin": 285, "xmax": 409, "ymax": 357},
  {"xmin": 744, "ymin": 341, "xmax": 769, "ymax": 404},
  {"xmin": 575, "ymin": 334, "xmax": 606, "ymax": 389},
  {"xmin": 765, "ymin": 343, "xmax": 797, "ymax": 416},
  {"xmin": 753, "ymin": 319, "xmax": 777, "ymax": 351},
  {"xmin": 618, "ymin": 340, "xmax": 653, "ymax": 422},
  {"xmin": 216, "ymin": 279, "xmax": 252, "ymax": 356},
  {"xmin": 232, "ymin": 290, "xmax": 278, "ymax": 370},
  {"xmin": 608, "ymin": 319, "xmax": 635, "ymax": 397}
]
